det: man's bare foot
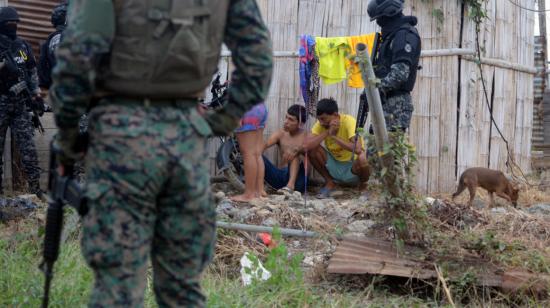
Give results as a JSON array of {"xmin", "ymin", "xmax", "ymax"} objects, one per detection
[
  {"xmin": 261, "ymin": 191, "xmax": 268, "ymax": 198},
  {"xmin": 230, "ymin": 193, "xmax": 256, "ymax": 202}
]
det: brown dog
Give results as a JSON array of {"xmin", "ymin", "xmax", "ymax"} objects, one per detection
[{"xmin": 452, "ymin": 167, "xmax": 519, "ymax": 208}]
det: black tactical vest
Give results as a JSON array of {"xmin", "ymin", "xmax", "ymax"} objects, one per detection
[
  {"xmin": 0, "ymin": 35, "xmax": 32, "ymax": 94},
  {"xmin": 373, "ymin": 22, "xmax": 420, "ymax": 94},
  {"xmin": 38, "ymin": 29, "xmax": 63, "ymax": 88}
]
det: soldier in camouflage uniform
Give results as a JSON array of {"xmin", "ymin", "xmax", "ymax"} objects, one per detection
[
  {"xmin": 368, "ymin": 0, "xmax": 421, "ymax": 131},
  {"xmin": 0, "ymin": 7, "xmax": 43, "ymax": 195},
  {"xmin": 50, "ymin": 0, "xmax": 272, "ymax": 306}
]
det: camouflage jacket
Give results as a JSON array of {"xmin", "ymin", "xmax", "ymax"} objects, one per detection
[{"xmin": 50, "ymin": 0, "xmax": 273, "ymax": 148}]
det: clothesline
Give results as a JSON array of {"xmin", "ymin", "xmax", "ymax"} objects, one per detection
[{"xmin": 219, "ymin": 49, "xmax": 537, "ymax": 74}]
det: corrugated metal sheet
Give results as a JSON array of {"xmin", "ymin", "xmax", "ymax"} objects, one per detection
[
  {"xmin": 327, "ymin": 237, "xmax": 550, "ymax": 293},
  {"xmin": 10, "ymin": 0, "xmax": 58, "ymax": 56}
]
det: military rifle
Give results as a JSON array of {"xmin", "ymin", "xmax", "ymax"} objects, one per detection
[
  {"xmin": 0, "ymin": 44, "xmax": 46, "ymax": 134},
  {"xmin": 41, "ymin": 139, "xmax": 87, "ymax": 308},
  {"xmin": 10, "ymin": 80, "xmax": 46, "ymax": 134}
]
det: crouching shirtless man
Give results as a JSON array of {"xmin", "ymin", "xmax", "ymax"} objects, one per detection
[{"xmin": 263, "ymin": 104, "xmax": 308, "ymax": 193}]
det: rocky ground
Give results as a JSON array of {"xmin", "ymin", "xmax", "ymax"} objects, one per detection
[
  {"xmin": 211, "ymin": 175, "xmax": 550, "ymax": 281},
  {"xmin": 2, "ymin": 172, "xmax": 549, "ymax": 287}
]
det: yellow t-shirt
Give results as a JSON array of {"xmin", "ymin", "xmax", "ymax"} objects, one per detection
[
  {"xmin": 311, "ymin": 114, "xmax": 365, "ymax": 162},
  {"xmin": 315, "ymin": 37, "xmax": 350, "ymax": 85}
]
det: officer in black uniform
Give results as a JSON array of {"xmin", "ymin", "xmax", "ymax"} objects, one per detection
[
  {"xmin": 368, "ymin": 0, "xmax": 421, "ymax": 131},
  {"xmin": 0, "ymin": 6, "xmax": 44, "ymax": 196},
  {"xmin": 38, "ymin": 2, "xmax": 67, "ymax": 89}
]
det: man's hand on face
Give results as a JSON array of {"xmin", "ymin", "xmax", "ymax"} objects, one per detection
[{"xmin": 328, "ymin": 118, "xmax": 340, "ymax": 136}]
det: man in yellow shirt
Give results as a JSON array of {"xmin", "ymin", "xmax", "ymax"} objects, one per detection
[{"xmin": 305, "ymin": 98, "xmax": 370, "ymax": 198}]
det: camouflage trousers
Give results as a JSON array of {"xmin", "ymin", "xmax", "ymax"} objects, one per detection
[
  {"xmin": 381, "ymin": 92, "xmax": 414, "ymax": 131},
  {"xmin": 0, "ymin": 97, "xmax": 41, "ymax": 193},
  {"xmin": 81, "ymin": 101, "xmax": 215, "ymax": 307}
]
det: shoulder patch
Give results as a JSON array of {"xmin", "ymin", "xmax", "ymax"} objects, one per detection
[{"xmin": 404, "ymin": 43, "xmax": 412, "ymax": 53}]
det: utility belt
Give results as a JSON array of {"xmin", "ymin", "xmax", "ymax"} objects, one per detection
[
  {"xmin": 91, "ymin": 95, "xmax": 201, "ymax": 109},
  {"xmin": 385, "ymin": 90, "xmax": 410, "ymax": 98}
]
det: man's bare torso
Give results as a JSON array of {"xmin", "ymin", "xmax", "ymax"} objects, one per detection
[{"xmin": 278, "ymin": 129, "xmax": 306, "ymax": 165}]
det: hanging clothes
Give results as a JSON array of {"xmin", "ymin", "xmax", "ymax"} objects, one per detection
[
  {"xmin": 307, "ymin": 56, "xmax": 320, "ymax": 116},
  {"xmin": 346, "ymin": 33, "xmax": 377, "ymax": 88},
  {"xmin": 299, "ymin": 35, "xmax": 316, "ymax": 106},
  {"xmin": 314, "ymin": 36, "xmax": 351, "ymax": 85}
]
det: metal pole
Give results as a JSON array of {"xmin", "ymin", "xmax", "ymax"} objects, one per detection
[{"xmin": 216, "ymin": 221, "xmax": 318, "ymax": 238}]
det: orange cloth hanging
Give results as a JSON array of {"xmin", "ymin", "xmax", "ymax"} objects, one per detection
[{"xmin": 346, "ymin": 33, "xmax": 377, "ymax": 88}]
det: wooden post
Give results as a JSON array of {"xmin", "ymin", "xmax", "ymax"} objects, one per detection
[
  {"xmin": 539, "ymin": 0, "xmax": 547, "ymax": 92},
  {"xmin": 355, "ymin": 42, "xmax": 401, "ymax": 198},
  {"xmin": 356, "ymin": 43, "xmax": 389, "ymax": 151},
  {"xmin": 539, "ymin": 0, "xmax": 550, "ymax": 153}
]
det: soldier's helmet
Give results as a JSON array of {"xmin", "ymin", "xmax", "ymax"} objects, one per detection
[
  {"xmin": 0, "ymin": 6, "xmax": 20, "ymax": 23},
  {"xmin": 367, "ymin": 0, "xmax": 404, "ymax": 21},
  {"xmin": 51, "ymin": 3, "xmax": 67, "ymax": 27}
]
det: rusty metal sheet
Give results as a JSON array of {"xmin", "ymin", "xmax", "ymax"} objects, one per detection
[
  {"xmin": 10, "ymin": 0, "xmax": 58, "ymax": 56},
  {"xmin": 328, "ymin": 237, "xmax": 434, "ymax": 279},
  {"xmin": 328, "ymin": 236, "xmax": 550, "ymax": 293}
]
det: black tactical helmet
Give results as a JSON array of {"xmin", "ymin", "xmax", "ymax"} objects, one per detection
[
  {"xmin": 51, "ymin": 3, "xmax": 67, "ymax": 27},
  {"xmin": 367, "ymin": 0, "xmax": 404, "ymax": 21},
  {"xmin": 0, "ymin": 6, "xmax": 20, "ymax": 23}
]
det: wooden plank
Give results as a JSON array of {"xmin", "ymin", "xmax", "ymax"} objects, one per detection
[
  {"xmin": 409, "ymin": 0, "xmax": 434, "ymax": 192},
  {"xmin": 437, "ymin": 0, "xmax": 460, "ymax": 192}
]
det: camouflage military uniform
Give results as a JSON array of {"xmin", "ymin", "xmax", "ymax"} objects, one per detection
[
  {"xmin": 0, "ymin": 32, "xmax": 42, "ymax": 194},
  {"xmin": 379, "ymin": 62, "xmax": 414, "ymax": 130},
  {"xmin": 50, "ymin": 0, "xmax": 272, "ymax": 306}
]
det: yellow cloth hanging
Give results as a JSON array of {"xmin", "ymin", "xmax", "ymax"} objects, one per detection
[
  {"xmin": 346, "ymin": 33, "xmax": 377, "ymax": 88},
  {"xmin": 314, "ymin": 36, "xmax": 351, "ymax": 85}
]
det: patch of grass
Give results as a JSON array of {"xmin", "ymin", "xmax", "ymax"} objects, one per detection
[
  {"xmin": 2, "ymin": 207, "xmax": 549, "ymax": 307},
  {"xmin": 0, "ymin": 221, "xmax": 442, "ymax": 308},
  {"xmin": 0, "ymin": 223, "xmax": 93, "ymax": 307},
  {"xmin": 203, "ymin": 272, "xmax": 436, "ymax": 308},
  {"xmin": 462, "ymin": 231, "xmax": 550, "ymax": 274}
]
